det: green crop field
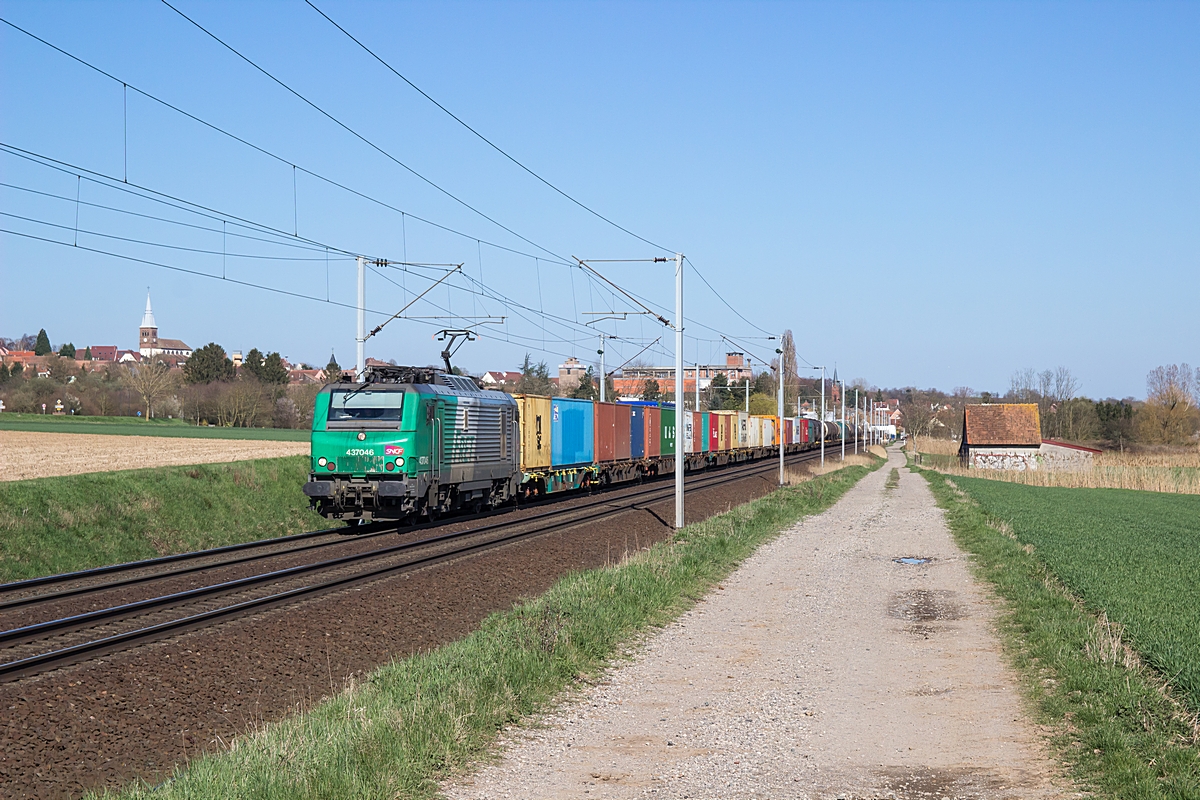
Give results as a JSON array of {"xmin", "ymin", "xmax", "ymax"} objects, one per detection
[
  {"xmin": 952, "ymin": 476, "xmax": 1200, "ymax": 710},
  {"xmin": 0, "ymin": 413, "xmax": 308, "ymax": 441},
  {"xmin": 0, "ymin": 456, "xmax": 326, "ymax": 582}
]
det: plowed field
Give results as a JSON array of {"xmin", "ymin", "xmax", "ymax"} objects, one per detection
[{"xmin": 0, "ymin": 431, "xmax": 308, "ymax": 481}]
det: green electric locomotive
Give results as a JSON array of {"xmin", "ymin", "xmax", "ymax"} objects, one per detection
[{"xmin": 303, "ymin": 366, "xmax": 519, "ymax": 521}]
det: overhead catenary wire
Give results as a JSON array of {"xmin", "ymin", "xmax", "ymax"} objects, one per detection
[
  {"xmin": 158, "ymin": 0, "xmax": 576, "ymax": 267},
  {"xmin": 0, "ymin": 210, "xmax": 355, "ymax": 262},
  {"xmin": 304, "ymin": 0, "xmax": 673, "ymax": 255},
  {"xmin": 0, "ymin": 17, "xmax": 574, "ymax": 268},
  {"xmin": 1, "ymin": 16, "xmax": 786, "ymax": 372},
  {"xmin": 1, "ymin": 179, "xmax": 335, "ymax": 254}
]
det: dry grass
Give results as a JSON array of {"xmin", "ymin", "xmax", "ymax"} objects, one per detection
[
  {"xmin": 784, "ymin": 452, "xmax": 879, "ymax": 485},
  {"xmin": 910, "ymin": 436, "xmax": 1200, "ymax": 494},
  {"xmin": 908, "ymin": 435, "xmax": 960, "ymax": 456}
]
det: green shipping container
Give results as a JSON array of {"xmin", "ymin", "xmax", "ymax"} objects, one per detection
[{"xmin": 659, "ymin": 406, "xmax": 676, "ymax": 456}]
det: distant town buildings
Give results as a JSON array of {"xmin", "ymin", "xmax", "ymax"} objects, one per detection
[{"xmin": 614, "ymin": 352, "xmax": 756, "ymax": 398}]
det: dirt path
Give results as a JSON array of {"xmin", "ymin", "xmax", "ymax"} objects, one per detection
[
  {"xmin": 446, "ymin": 449, "xmax": 1068, "ymax": 799},
  {"xmin": 0, "ymin": 431, "xmax": 308, "ymax": 481}
]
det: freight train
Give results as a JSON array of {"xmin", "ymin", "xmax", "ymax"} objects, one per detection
[{"xmin": 302, "ymin": 365, "xmax": 852, "ymax": 522}]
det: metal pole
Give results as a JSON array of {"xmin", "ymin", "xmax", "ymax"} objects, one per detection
[
  {"xmin": 820, "ymin": 367, "xmax": 826, "ymax": 468},
  {"xmin": 777, "ymin": 361, "xmax": 784, "ymax": 485},
  {"xmin": 695, "ymin": 363, "xmax": 700, "ymax": 411},
  {"xmin": 745, "ymin": 378, "xmax": 750, "ymax": 412},
  {"xmin": 356, "ymin": 255, "xmax": 365, "ymax": 382},
  {"xmin": 854, "ymin": 389, "xmax": 859, "ymax": 455},
  {"xmin": 840, "ymin": 379, "xmax": 846, "ymax": 462},
  {"xmin": 598, "ymin": 334, "xmax": 605, "ymax": 402},
  {"xmin": 674, "ymin": 253, "xmax": 684, "ymax": 529}
]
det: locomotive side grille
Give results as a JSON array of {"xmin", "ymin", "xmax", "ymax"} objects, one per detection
[{"xmin": 440, "ymin": 401, "xmax": 512, "ymax": 465}]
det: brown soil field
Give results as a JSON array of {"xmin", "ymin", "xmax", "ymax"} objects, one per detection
[{"xmin": 0, "ymin": 431, "xmax": 309, "ymax": 481}]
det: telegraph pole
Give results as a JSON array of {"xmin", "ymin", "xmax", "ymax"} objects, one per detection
[
  {"xmin": 674, "ymin": 253, "xmax": 684, "ymax": 529},
  {"xmin": 598, "ymin": 336, "xmax": 605, "ymax": 401},
  {"xmin": 854, "ymin": 389, "xmax": 859, "ymax": 455},
  {"xmin": 820, "ymin": 367, "xmax": 826, "ymax": 467},
  {"xmin": 840, "ymin": 379, "xmax": 846, "ymax": 462},
  {"xmin": 776, "ymin": 346, "xmax": 784, "ymax": 486},
  {"xmin": 356, "ymin": 256, "xmax": 365, "ymax": 382}
]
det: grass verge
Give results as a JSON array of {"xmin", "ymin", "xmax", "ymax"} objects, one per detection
[
  {"xmin": 99, "ymin": 460, "xmax": 880, "ymax": 800},
  {"xmin": 0, "ymin": 413, "xmax": 308, "ymax": 441},
  {"xmin": 916, "ymin": 466, "xmax": 1200, "ymax": 798},
  {"xmin": 0, "ymin": 456, "xmax": 325, "ymax": 582}
]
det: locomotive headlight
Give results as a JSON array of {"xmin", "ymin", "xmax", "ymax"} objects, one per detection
[
  {"xmin": 395, "ymin": 457, "xmax": 404, "ymax": 467},
  {"xmin": 327, "ymin": 461, "xmax": 336, "ymax": 471},
  {"xmin": 385, "ymin": 461, "xmax": 395, "ymax": 471},
  {"xmin": 317, "ymin": 457, "xmax": 328, "ymax": 467},
  {"xmin": 357, "ymin": 432, "xmax": 366, "ymax": 441}
]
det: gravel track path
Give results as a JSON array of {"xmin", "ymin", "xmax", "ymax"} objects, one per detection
[
  {"xmin": 446, "ymin": 450, "xmax": 1069, "ymax": 800},
  {"xmin": 0, "ymin": 431, "xmax": 307, "ymax": 481}
]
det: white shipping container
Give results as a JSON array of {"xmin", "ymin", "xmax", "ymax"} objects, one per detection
[
  {"xmin": 747, "ymin": 417, "xmax": 762, "ymax": 448},
  {"xmin": 736, "ymin": 411, "xmax": 749, "ymax": 448}
]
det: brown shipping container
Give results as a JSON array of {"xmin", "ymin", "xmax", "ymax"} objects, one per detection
[
  {"xmin": 595, "ymin": 402, "xmax": 617, "ymax": 463},
  {"xmin": 512, "ymin": 394, "xmax": 552, "ymax": 471},
  {"xmin": 614, "ymin": 403, "xmax": 632, "ymax": 461},
  {"xmin": 644, "ymin": 406, "xmax": 661, "ymax": 457},
  {"xmin": 718, "ymin": 412, "xmax": 731, "ymax": 451}
]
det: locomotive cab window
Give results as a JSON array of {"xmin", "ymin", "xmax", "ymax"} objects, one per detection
[{"xmin": 327, "ymin": 389, "xmax": 403, "ymax": 429}]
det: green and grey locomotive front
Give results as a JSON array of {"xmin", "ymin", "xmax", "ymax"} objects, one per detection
[{"xmin": 303, "ymin": 373, "xmax": 520, "ymax": 521}]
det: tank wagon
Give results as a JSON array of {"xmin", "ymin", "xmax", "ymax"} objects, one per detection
[{"xmin": 303, "ymin": 365, "xmax": 852, "ymax": 523}]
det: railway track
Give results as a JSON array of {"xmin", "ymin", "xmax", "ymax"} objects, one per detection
[{"xmin": 0, "ymin": 450, "xmax": 824, "ymax": 682}]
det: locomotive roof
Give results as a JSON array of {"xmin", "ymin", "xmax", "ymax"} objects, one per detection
[{"xmin": 322, "ymin": 379, "xmax": 514, "ymax": 401}]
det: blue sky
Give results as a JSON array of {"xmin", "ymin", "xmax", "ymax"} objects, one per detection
[{"xmin": 1, "ymin": 1, "xmax": 1196, "ymax": 399}]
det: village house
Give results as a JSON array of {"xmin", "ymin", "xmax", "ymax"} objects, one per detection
[
  {"xmin": 481, "ymin": 370, "xmax": 522, "ymax": 387},
  {"xmin": 959, "ymin": 403, "xmax": 1043, "ymax": 470}
]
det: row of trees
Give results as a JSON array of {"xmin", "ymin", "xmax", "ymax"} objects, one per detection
[
  {"xmin": 0, "ymin": 342, "xmax": 322, "ymax": 429},
  {"xmin": 896, "ymin": 363, "xmax": 1200, "ymax": 447}
]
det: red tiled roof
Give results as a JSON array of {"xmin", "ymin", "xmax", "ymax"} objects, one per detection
[
  {"xmin": 88, "ymin": 346, "xmax": 118, "ymax": 361},
  {"xmin": 962, "ymin": 404, "xmax": 1041, "ymax": 446}
]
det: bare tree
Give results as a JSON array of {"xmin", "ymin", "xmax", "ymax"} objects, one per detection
[
  {"xmin": 780, "ymin": 329, "xmax": 799, "ymax": 416},
  {"xmin": 214, "ymin": 380, "xmax": 269, "ymax": 427},
  {"xmin": 1053, "ymin": 366, "xmax": 1079, "ymax": 403},
  {"xmin": 1138, "ymin": 363, "xmax": 1198, "ymax": 444},
  {"xmin": 1008, "ymin": 368, "xmax": 1037, "ymax": 401},
  {"xmin": 1146, "ymin": 363, "xmax": 1194, "ymax": 408},
  {"xmin": 122, "ymin": 360, "xmax": 179, "ymax": 419}
]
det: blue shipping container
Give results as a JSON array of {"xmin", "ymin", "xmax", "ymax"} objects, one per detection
[
  {"xmin": 701, "ymin": 411, "xmax": 711, "ymax": 452},
  {"xmin": 551, "ymin": 397, "xmax": 595, "ymax": 468},
  {"xmin": 630, "ymin": 406, "xmax": 646, "ymax": 459}
]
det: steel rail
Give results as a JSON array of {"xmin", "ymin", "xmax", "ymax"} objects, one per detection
[
  {"xmin": 0, "ymin": 452, "xmax": 802, "ymax": 647},
  {"xmin": 0, "ymin": 446, "xmax": 805, "ymax": 611},
  {"xmin": 0, "ymin": 520, "xmax": 395, "ymax": 597},
  {"xmin": 0, "ymin": 450, "xmax": 822, "ymax": 681}
]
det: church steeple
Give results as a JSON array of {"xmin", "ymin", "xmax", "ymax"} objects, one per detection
[
  {"xmin": 139, "ymin": 290, "xmax": 159, "ymax": 356},
  {"xmin": 141, "ymin": 291, "xmax": 157, "ymax": 329}
]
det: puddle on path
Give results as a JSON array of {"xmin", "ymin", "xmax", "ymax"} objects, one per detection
[
  {"xmin": 872, "ymin": 765, "xmax": 1032, "ymax": 799},
  {"xmin": 893, "ymin": 556, "xmax": 931, "ymax": 565},
  {"xmin": 888, "ymin": 589, "xmax": 964, "ymax": 623}
]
